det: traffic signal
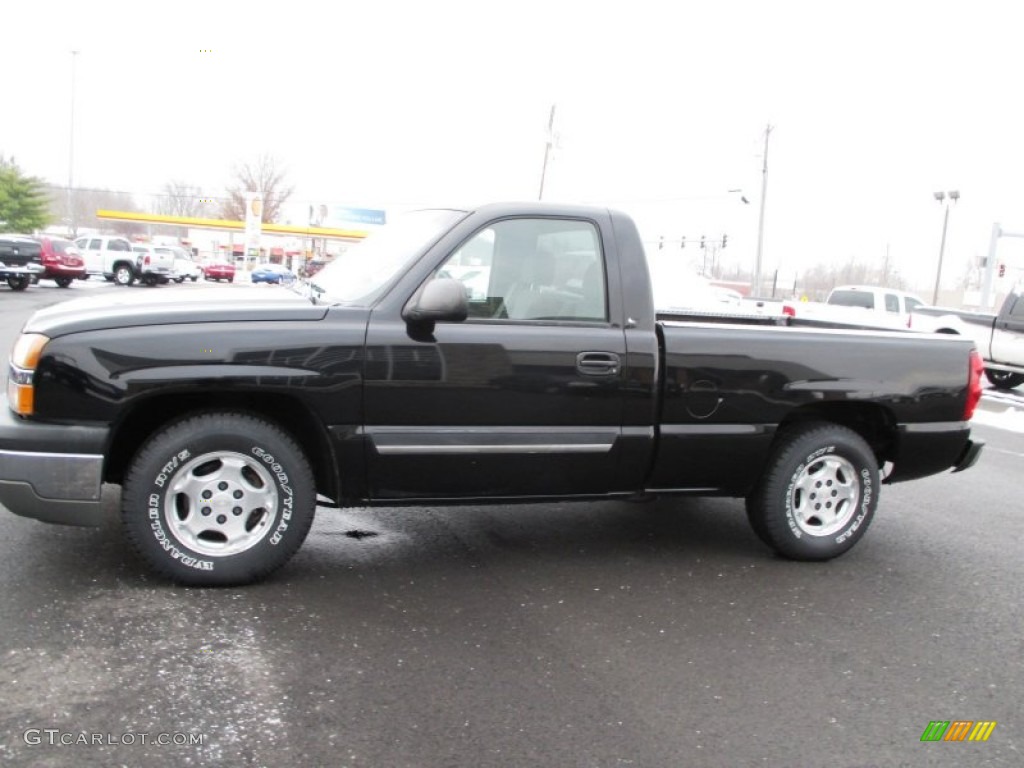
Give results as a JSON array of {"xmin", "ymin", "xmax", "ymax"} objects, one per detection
[
  {"xmin": 658, "ymin": 236, "xmax": 664, "ymax": 250},
  {"xmin": 722, "ymin": 234, "xmax": 728, "ymax": 249},
  {"xmin": 700, "ymin": 235, "xmax": 706, "ymax": 250},
  {"xmin": 999, "ymin": 263, "xmax": 1006, "ymax": 278},
  {"xmin": 680, "ymin": 236, "xmax": 686, "ymax": 249}
]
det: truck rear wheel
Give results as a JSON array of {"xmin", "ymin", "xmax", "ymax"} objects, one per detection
[
  {"xmin": 746, "ymin": 423, "xmax": 878, "ymax": 561},
  {"xmin": 984, "ymin": 369, "xmax": 1024, "ymax": 390},
  {"xmin": 114, "ymin": 264, "xmax": 136, "ymax": 286},
  {"xmin": 122, "ymin": 412, "xmax": 316, "ymax": 586}
]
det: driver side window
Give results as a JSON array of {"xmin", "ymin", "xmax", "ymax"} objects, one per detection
[{"xmin": 437, "ymin": 218, "xmax": 607, "ymax": 322}]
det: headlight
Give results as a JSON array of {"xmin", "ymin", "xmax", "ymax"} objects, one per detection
[{"xmin": 8, "ymin": 333, "xmax": 49, "ymax": 416}]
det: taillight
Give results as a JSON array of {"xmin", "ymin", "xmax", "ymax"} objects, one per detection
[
  {"xmin": 782, "ymin": 303, "xmax": 796, "ymax": 317},
  {"xmin": 964, "ymin": 348, "xmax": 984, "ymax": 420},
  {"xmin": 144, "ymin": 255, "xmax": 151, "ymax": 266}
]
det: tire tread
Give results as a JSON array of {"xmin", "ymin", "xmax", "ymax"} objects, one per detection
[
  {"xmin": 746, "ymin": 422, "xmax": 877, "ymax": 561},
  {"xmin": 122, "ymin": 411, "xmax": 316, "ymax": 586}
]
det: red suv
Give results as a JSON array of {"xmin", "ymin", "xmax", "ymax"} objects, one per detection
[{"xmin": 36, "ymin": 237, "xmax": 86, "ymax": 287}]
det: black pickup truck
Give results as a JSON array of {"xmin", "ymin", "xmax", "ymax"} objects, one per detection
[
  {"xmin": 0, "ymin": 203, "xmax": 985, "ymax": 585},
  {"xmin": 0, "ymin": 235, "xmax": 46, "ymax": 291}
]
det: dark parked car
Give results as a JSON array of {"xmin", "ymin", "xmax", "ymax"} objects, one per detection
[
  {"xmin": 0, "ymin": 235, "xmax": 46, "ymax": 290},
  {"xmin": 302, "ymin": 258, "xmax": 328, "ymax": 277},
  {"xmin": 250, "ymin": 263, "xmax": 296, "ymax": 284},
  {"xmin": 36, "ymin": 236, "xmax": 86, "ymax": 287}
]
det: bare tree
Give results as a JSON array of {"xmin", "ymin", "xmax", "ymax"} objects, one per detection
[
  {"xmin": 220, "ymin": 155, "xmax": 294, "ymax": 223},
  {"xmin": 44, "ymin": 184, "xmax": 146, "ymax": 236},
  {"xmin": 960, "ymin": 256, "xmax": 981, "ymax": 291},
  {"xmin": 154, "ymin": 180, "xmax": 213, "ymax": 219}
]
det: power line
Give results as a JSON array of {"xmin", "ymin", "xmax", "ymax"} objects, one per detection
[{"xmin": 41, "ymin": 183, "xmax": 358, "ymax": 208}]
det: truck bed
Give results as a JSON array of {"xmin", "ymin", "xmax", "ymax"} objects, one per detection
[{"xmin": 652, "ymin": 319, "xmax": 976, "ymax": 490}]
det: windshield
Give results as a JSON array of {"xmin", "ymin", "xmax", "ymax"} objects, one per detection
[{"xmin": 309, "ymin": 209, "xmax": 466, "ymax": 304}]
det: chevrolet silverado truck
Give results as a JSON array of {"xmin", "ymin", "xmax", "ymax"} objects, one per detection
[
  {"xmin": 0, "ymin": 203, "xmax": 985, "ymax": 585},
  {"xmin": 911, "ymin": 289, "xmax": 1024, "ymax": 389}
]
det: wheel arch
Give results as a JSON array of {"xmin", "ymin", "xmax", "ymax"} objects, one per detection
[
  {"xmin": 104, "ymin": 392, "xmax": 341, "ymax": 502},
  {"xmin": 774, "ymin": 402, "xmax": 898, "ymax": 467}
]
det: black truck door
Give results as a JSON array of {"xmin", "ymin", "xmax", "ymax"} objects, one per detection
[{"xmin": 363, "ymin": 214, "xmax": 630, "ymax": 500}]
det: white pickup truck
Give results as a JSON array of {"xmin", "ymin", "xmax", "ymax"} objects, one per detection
[
  {"xmin": 911, "ymin": 288, "xmax": 1024, "ymax": 389},
  {"xmin": 75, "ymin": 236, "xmax": 174, "ymax": 285},
  {"xmin": 790, "ymin": 285, "xmax": 927, "ymax": 330},
  {"xmin": 154, "ymin": 245, "xmax": 202, "ymax": 282}
]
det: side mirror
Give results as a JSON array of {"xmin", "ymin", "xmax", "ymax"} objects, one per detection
[{"xmin": 402, "ymin": 277, "xmax": 468, "ymax": 325}]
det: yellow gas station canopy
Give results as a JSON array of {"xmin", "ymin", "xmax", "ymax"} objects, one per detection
[{"xmin": 95, "ymin": 209, "xmax": 368, "ymax": 242}]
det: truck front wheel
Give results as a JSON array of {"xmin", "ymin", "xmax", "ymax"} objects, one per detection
[
  {"xmin": 984, "ymin": 369, "xmax": 1024, "ymax": 390},
  {"xmin": 746, "ymin": 423, "xmax": 879, "ymax": 561},
  {"xmin": 122, "ymin": 412, "xmax": 317, "ymax": 586}
]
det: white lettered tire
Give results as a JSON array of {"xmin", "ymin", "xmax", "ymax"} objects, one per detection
[
  {"xmin": 122, "ymin": 412, "xmax": 316, "ymax": 585},
  {"xmin": 746, "ymin": 423, "xmax": 879, "ymax": 560}
]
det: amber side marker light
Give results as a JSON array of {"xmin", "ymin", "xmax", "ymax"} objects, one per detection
[{"xmin": 7, "ymin": 333, "xmax": 49, "ymax": 416}]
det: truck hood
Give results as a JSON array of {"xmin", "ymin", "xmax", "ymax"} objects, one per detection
[{"xmin": 24, "ymin": 285, "xmax": 330, "ymax": 338}]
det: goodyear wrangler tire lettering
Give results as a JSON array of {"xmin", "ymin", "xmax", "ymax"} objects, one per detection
[
  {"xmin": 746, "ymin": 423, "xmax": 879, "ymax": 561},
  {"xmin": 122, "ymin": 412, "xmax": 316, "ymax": 586}
]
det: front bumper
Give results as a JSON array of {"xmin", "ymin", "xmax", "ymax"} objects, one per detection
[{"xmin": 0, "ymin": 403, "xmax": 108, "ymax": 526}]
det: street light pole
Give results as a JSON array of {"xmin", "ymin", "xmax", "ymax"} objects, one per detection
[
  {"xmin": 537, "ymin": 104, "xmax": 556, "ymax": 201},
  {"xmin": 754, "ymin": 124, "xmax": 773, "ymax": 297},
  {"xmin": 932, "ymin": 189, "xmax": 959, "ymax": 305},
  {"xmin": 68, "ymin": 50, "xmax": 79, "ymax": 237}
]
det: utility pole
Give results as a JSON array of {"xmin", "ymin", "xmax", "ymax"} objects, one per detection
[
  {"xmin": 68, "ymin": 50, "xmax": 79, "ymax": 237},
  {"xmin": 981, "ymin": 223, "xmax": 1001, "ymax": 308},
  {"xmin": 931, "ymin": 190, "xmax": 960, "ymax": 305},
  {"xmin": 754, "ymin": 124, "xmax": 773, "ymax": 297},
  {"xmin": 538, "ymin": 104, "xmax": 556, "ymax": 201}
]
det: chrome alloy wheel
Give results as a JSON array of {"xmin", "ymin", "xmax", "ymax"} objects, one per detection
[
  {"xmin": 789, "ymin": 454, "xmax": 860, "ymax": 537},
  {"xmin": 164, "ymin": 451, "xmax": 279, "ymax": 557}
]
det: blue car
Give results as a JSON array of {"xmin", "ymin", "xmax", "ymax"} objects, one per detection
[{"xmin": 251, "ymin": 264, "xmax": 296, "ymax": 284}]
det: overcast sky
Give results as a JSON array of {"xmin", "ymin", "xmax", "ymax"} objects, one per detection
[{"xmin": 4, "ymin": 0, "xmax": 1024, "ymax": 289}]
